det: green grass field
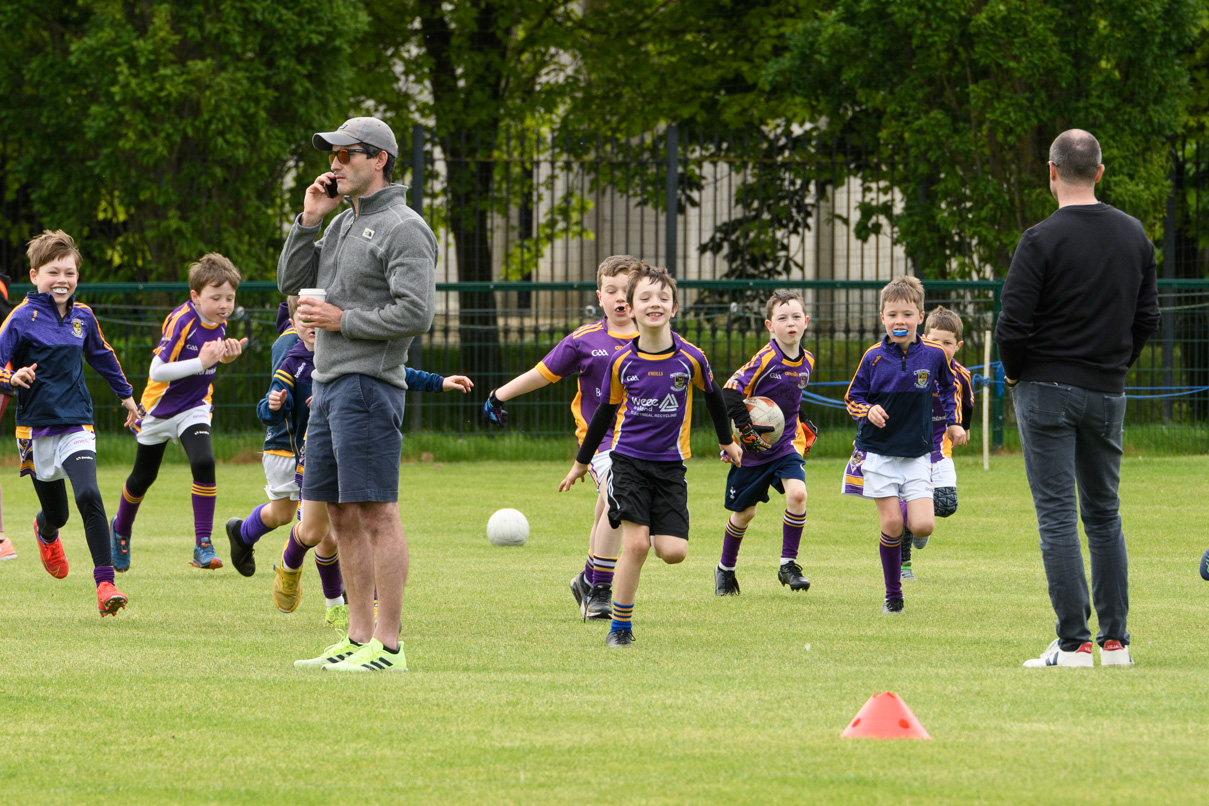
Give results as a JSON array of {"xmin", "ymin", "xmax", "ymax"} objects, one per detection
[{"xmin": 1, "ymin": 455, "xmax": 1206, "ymax": 804}]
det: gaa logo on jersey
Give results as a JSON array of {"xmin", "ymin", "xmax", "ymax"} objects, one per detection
[
  {"xmin": 914, "ymin": 369, "xmax": 930, "ymax": 388},
  {"xmin": 71, "ymin": 319, "xmax": 83, "ymax": 339},
  {"xmin": 670, "ymin": 372, "xmax": 688, "ymax": 391}
]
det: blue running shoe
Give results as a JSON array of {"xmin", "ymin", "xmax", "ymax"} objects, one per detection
[
  {"xmin": 1200, "ymin": 546, "xmax": 1209, "ymax": 581},
  {"xmin": 111, "ymin": 517, "xmax": 131, "ymax": 573},
  {"xmin": 191, "ymin": 541, "xmax": 223, "ymax": 570}
]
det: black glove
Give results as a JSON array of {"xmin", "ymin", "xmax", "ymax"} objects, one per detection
[
  {"xmin": 483, "ymin": 389, "xmax": 509, "ymax": 427},
  {"xmin": 736, "ymin": 421, "xmax": 775, "ymax": 452}
]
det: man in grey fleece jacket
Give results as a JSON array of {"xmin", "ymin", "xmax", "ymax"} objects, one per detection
[{"xmin": 278, "ymin": 116, "xmax": 436, "ymax": 673}]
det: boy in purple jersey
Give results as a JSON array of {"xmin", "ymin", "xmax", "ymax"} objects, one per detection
[
  {"xmin": 898, "ymin": 306, "xmax": 973, "ymax": 579},
  {"xmin": 559, "ymin": 265, "xmax": 742, "ymax": 647},
  {"xmin": 111, "ymin": 254, "xmax": 247, "ymax": 572},
  {"xmin": 843, "ymin": 276, "xmax": 962, "ymax": 614},
  {"xmin": 484, "ymin": 255, "xmax": 641, "ymax": 620},
  {"xmin": 0, "ymin": 231, "xmax": 140, "ymax": 615},
  {"xmin": 715, "ymin": 291, "xmax": 819, "ymax": 596}
]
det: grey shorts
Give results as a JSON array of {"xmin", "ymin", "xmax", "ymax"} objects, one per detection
[{"xmin": 302, "ymin": 374, "xmax": 405, "ymax": 503}]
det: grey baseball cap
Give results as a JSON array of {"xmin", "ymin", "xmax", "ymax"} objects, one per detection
[{"xmin": 312, "ymin": 117, "xmax": 398, "ymax": 158}]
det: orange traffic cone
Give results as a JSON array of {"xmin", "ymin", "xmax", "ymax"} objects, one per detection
[{"xmin": 840, "ymin": 692, "xmax": 931, "ymax": 739}]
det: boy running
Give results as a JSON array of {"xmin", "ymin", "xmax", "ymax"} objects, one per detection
[
  {"xmin": 111, "ymin": 254, "xmax": 247, "ymax": 571},
  {"xmin": 484, "ymin": 255, "xmax": 641, "ymax": 620},
  {"xmin": 715, "ymin": 290, "xmax": 818, "ymax": 596},
  {"xmin": 0, "ymin": 230, "xmax": 139, "ymax": 614},
  {"xmin": 899, "ymin": 305, "xmax": 973, "ymax": 579},
  {"xmin": 559, "ymin": 265, "xmax": 742, "ymax": 647},
  {"xmin": 843, "ymin": 276, "xmax": 962, "ymax": 613}
]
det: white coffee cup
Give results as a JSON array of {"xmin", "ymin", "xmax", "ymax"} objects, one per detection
[{"xmin": 299, "ymin": 288, "xmax": 326, "ymax": 305}]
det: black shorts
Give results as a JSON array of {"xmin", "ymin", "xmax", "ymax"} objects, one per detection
[{"xmin": 606, "ymin": 452, "xmax": 690, "ymax": 539}]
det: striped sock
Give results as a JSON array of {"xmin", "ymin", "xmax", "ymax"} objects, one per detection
[
  {"xmin": 879, "ymin": 531, "xmax": 903, "ymax": 599},
  {"xmin": 240, "ymin": 503, "xmax": 273, "ymax": 544},
  {"xmin": 583, "ymin": 555, "xmax": 595, "ymax": 585},
  {"xmin": 781, "ymin": 509, "xmax": 807, "ymax": 560},
  {"xmin": 191, "ymin": 482, "xmax": 217, "ymax": 545},
  {"xmin": 282, "ymin": 524, "xmax": 311, "ymax": 570},
  {"xmin": 591, "ymin": 554, "xmax": 618, "ymax": 587},
  {"xmin": 719, "ymin": 518, "xmax": 747, "ymax": 569},
  {"xmin": 610, "ymin": 601, "xmax": 634, "ymax": 633},
  {"xmin": 113, "ymin": 485, "xmax": 143, "ymax": 537},
  {"xmin": 314, "ymin": 550, "xmax": 344, "ymax": 600}
]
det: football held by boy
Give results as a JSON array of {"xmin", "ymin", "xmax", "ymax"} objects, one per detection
[
  {"xmin": 715, "ymin": 290, "xmax": 818, "ymax": 596},
  {"xmin": 559, "ymin": 265, "xmax": 742, "ymax": 647},
  {"xmin": 843, "ymin": 276, "xmax": 962, "ymax": 614}
]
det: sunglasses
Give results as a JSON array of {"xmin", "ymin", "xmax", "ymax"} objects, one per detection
[{"xmin": 329, "ymin": 148, "xmax": 370, "ymax": 164}]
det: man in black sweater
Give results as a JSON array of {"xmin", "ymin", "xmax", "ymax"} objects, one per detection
[{"xmin": 996, "ymin": 129, "xmax": 1159, "ymax": 669}]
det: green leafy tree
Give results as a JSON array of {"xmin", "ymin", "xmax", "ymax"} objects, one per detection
[
  {"xmin": 0, "ymin": 0, "xmax": 363, "ymax": 280},
  {"xmin": 767, "ymin": 0, "xmax": 1198, "ymax": 279}
]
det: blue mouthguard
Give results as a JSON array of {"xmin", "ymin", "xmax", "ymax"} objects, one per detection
[{"xmin": 892, "ymin": 328, "xmax": 909, "ymax": 337}]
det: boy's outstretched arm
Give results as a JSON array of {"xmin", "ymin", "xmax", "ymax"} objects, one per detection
[{"xmin": 485, "ymin": 367, "xmax": 551, "ymax": 427}]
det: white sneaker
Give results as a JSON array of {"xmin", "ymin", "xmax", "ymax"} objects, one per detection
[
  {"xmin": 1023, "ymin": 638, "xmax": 1094, "ymax": 668},
  {"xmin": 1099, "ymin": 640, "xmax": 1134, "ymax": 667}
]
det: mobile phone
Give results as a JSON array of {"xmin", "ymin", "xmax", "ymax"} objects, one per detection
[{"xmin": 325, "ymin": 175, "xmax": 339, "ymax": 198}]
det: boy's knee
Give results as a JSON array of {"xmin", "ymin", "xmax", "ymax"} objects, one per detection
[
  {"xmin": 74, "ymin": 484, "xmax": 103, "ymax": 514},
  {"xmin": 190, "ymin": 456, "xmax": 216, "ymax": 485},
  {"xmin": 655, "ymin": 541, "xmax": 687, "ymax": 564},
  {"xmin": 786, "ymin": 489, "xmax": 807, "ymax": 510}
]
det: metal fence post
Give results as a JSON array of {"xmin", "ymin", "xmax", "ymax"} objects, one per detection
[
  {"xmin": 665, "ymin": 124, "xmax": 678, "ymax": 276},
  {"xmin": 1162, "ymin": 158, "xmax": 1176, "ymax": 422},
  {"xmin": 411, "ymin": 124, "xmax": 425, "ymax": 217}
]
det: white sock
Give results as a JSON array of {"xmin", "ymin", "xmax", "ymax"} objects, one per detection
[
  {"xmin": 780, "ymin": 558, "xmax": 795, "ymax": 566},
  {"xmin": 718, "ymin": 563, "xmax": 735, "ymax": 571},
  {"xmin": 325, "ymin": 597, "xmax": 344, "ymax": 608}
]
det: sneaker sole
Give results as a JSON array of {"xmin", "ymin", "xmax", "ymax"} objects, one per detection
[
  {"xmin": 569, "ymin": 574, "xmax": 587, "ymax": 607},
  {"xmin": 99, "ymin": 594, "xmax": 128, "ymax": 616},
  {"xmin": 190, "ymin": 559, "xmax": 223, "ymax": 569},
  {"xmin": 0, "ymin": 554, "xmax": 16, "ymax": 561}
]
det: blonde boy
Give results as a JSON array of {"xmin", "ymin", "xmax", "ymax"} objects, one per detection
[
  {"xmin": 843, "ymin": 276, "xmax": 962, "ymax": 613},
  {"xmin": 0, "ymin": 230, "xmax": 139, "ymax": 615},
  {"xmin": 485, "ymin": 256, "xmax": 642, "ymax": 620},
  {"xmin": 715, "ymin": 291, "xmax": 818, "ymax": 596}
]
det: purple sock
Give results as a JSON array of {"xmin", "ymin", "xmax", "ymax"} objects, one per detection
[
  {"xmin": 192, "ymin": 482, "xmax": 216, "ymax": 545},
  {"xmin": 719, "ymin": 518, "xmax": 747, "ymax": 568},
  {"xmin": 782, "ymin": 509, "xmax": 806, "ymax": 560},
  {"xmin": 281, "ymin": 525, "xmax": 311, "ymax": 570},
  {"xmin": 113, "ymin": 485, "xmax": 142, "ymax": 537},
  {"xmin": 880, "ymin": 532, "xmax": 903, "ymax": 599},
  {"xmin": 93, "ymin": 566, "xmax": 115, "ymax": 586},
  {"xmin": 240, "ymin": 504, "xmax": 273, "ymax": 544},
  {"xmin": 592, "ymin": 555, "xmax": 618, "ymax": 587},
  {"xmin": 314, "ymin": 551, "xmax": 344, "ymax": 600},
  {"xmin": 584, "ymin": 555, "xmax": 595, "ymax": 585},
  {"xmin": 899, "ymin": 499, "xmax": 909, "ymax": 531}
]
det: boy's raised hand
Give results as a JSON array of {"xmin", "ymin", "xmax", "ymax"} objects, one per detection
[
  {"xmin": 267, "ymin": 389, "xmax": 287, "ymax": 411},
  {"xmin": 443, "ymin": 375, "xmax": 474, "ymax": 394},
  {"xmin": 198, "ymin": 339, "xmax": 225, "ymax": 369},
  {"xmin": 219, "ymin": 337, "xmax": 249, "ymax": 363},
  {"xmin": 8, "ymin": 363, "xmax": 37, "ymax": 389},
  {"xmin": 558, "ymin": 461, "xmax": 589, "ymax": 492}
]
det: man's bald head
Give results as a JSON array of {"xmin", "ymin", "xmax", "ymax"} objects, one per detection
[{"xmin": 1049, "ymin": 129, "xmax": 1102, "ymax": 185}]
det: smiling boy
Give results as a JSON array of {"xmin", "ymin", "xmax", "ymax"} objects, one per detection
[{"xmin": 111, "ymin": 253, "xmax": 247, "ymax": 571}]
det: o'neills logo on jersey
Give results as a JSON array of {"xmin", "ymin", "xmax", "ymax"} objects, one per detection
[
  {"xmin": 671, "ymin": 373, "xmax": 688, "ymax": 391},
  {"xmin": 72, "ymin": 319, "xmax": 83, "ymax": 339},
  {"xmin": 914, "ymin": 369, "xmax": 930, "ymax": 388}
]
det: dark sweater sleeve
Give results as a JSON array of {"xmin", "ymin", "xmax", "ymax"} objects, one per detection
[
  {"xmin": 722, "ymin": 387, "xmax": 750, "ymax": 429},
  {"xmin": 1129, "ymin": 249, "xmax": 1161, "ymax": 367},
  {"xmin": 995, "ymin": 229, "xmax": 1043, "ymax": 380},
  {"xmin": 705, "ymin": 383, "xmax": 736, "ymax": 445},
  {"xmin": 576, "ymin": 401, "xmax": 620, "ymax": 464}
]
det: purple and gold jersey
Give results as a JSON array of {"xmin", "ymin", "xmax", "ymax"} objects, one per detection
[
  {"xmin": 603, "ymin": 332, "xmax": 717, "ymax": 461},
  {"xmin": 536, "ymin": 318, "xmax": 637, "ymax": 447},
  {"xmin": 139, "ymin": 301, "xmax": 224, "ymax": 419},
  {"xmin": 845, "ymin": 335, "xmax": 959, "ymax": 458},
  {"xmin": 726, "ymin": 340, "xmax": 816, "ymax": 466},
  {"xmin": 931, "ymin": 360, "xmax": 975, "ymax": 462}
]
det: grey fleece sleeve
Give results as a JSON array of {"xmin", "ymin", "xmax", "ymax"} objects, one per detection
[
  {"xmin": 340, "ymin": 217, "xmax": 437, "ymax": 341},
  {"xmin": 277, "ymin": 215, "xmax": 323, "ymax": 294}
]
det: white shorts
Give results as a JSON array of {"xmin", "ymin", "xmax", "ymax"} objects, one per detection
[
  {"xmin": 263, "ymin": 453, "xmax": 300, "ymax": 501},
  {"xmin": 931, "ymin": 456, "xmax": 957, "ymax": 488},
  {"xmin": 587, "ymin": 449, "xmax": 614, "ymax": 491},
  {"xmin": 861, "ymin": 453, "xmax": 933, "ymax": 501},
  {"xmin": 29, "ymin": 431, "xmax": 96, "ymax": 482},
  {"xmin": 136, "ymin": 405, "xmax": 212, "ymax": 445}
]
